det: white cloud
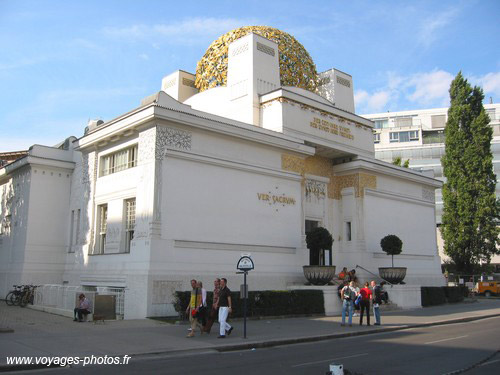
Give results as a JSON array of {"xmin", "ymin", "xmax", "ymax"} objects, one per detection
[
  {"xmin": 355, "ymin": 89, "xmax": 392, "ymax": 113},
  {"xmin": 139, "ymin": 53, "xmax": 149, "ymax": 60},
  {"xmin": 471, "ymin": 72, "xmax": 500, "ymax": 98},
  {"xmin": 103, "ymin": 17, "xmax": 259, "ymax": 45},
  {"xmin": 417, "ymin": 8, "xmax": 459, "ymax": 48},
  {"xmin": 406, "ymin": 70, "xmax": 454, "ymax": 106}
]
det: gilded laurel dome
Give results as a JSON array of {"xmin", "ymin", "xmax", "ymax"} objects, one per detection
[{"xmin": 195, "ymin": 26, "xmax": 318, "ymax": 93}]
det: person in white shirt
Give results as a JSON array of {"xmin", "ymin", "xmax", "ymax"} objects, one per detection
[{"xmin": 73, "ymin": 293, "xmax": 91, "ymax": 322}]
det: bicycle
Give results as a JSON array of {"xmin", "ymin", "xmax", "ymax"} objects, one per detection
[
  {"xmin": 20, "ymin": 285, "xmax": 38, "ymax": 308},
  {"xmin": 5, "ymin": 285, "xmax": 23, "ymax": 306}
]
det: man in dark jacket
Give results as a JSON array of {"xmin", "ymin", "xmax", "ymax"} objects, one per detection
[{"xmin": 371, "ymin": 280, "xmax": 382, "ymax": 325}]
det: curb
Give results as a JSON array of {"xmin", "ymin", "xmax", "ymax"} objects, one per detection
[
  {"xmin": 209, "ymin": 312, "xmax": 500, "ymax": 353},
  {"xmin": 1, "ymin": 313, "xmax": 499, "ymax": 372}
]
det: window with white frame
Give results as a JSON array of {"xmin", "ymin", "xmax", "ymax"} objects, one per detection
[
  {"xmin": 95, "ymin": 204, "xmax": 107, "ymax": 254},
  {"xmin": 389, "ymin": 130, "xmax": 419, "ymax": 143},
  {"xmin": 389, "ymin": 132, "xmax": 399, "ymax": 142},
  {"xmin": 374, "ymin": 133, "xmax": 380, "ymax": 143},
  {"xmin": 124, "ymin": 198, "xmax": 136, "ymax": 253},
  {"xmin": 374, "ymin": 119, "xmax": 388, "ymax": 129},
  {"xmin": 100, "ymin": 145, "xmax": 138, "ymax": 177}
]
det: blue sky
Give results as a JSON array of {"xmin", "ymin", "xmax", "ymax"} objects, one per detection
[{"xmin": 1, "ymin": 0, "xmax": 499, "ymax": 151}]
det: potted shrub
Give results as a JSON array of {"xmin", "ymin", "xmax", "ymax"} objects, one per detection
[
  {"xmin": 303, "ymin": 227, "xmax": 335, "ymax": 285},
  {"xmin": 379, "ymin": 234, "xmax": 407, "ymax": 284}
]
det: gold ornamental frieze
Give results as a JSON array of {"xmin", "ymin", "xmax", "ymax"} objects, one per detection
[{"xmin": 281, "ymin": 154, "xmax": 377, "ymax": 200}]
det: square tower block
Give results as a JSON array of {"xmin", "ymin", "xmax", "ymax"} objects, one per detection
[{"xmin": 227, "ymin": 33, "xmax": 280, "ymax": 126}]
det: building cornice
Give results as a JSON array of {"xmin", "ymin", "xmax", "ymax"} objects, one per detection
[
  {"xmin": 260, "ymin": 88, "xmax": 374, "ymax": 129},
  {"xmin": 333, "ymin": 157, "xmax": 442, "ymax": 188},
  {"xmin": 77, "ymin": 94, "xmax": 316, "ymax": 156}
]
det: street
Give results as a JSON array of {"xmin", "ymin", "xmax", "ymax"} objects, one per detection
[{"xmin": 18, "ymin": 316, "xmax": 500, "ymax": 375}]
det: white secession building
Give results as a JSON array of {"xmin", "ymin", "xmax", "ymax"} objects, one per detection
[{"xmin": 0, "ymin": 27, "xmax": 445, "ymax": 318}]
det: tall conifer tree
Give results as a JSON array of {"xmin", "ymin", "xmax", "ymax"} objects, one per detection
[{"xmin": 441, "ymin": 72, "xmax": 499, "ymax": 273}]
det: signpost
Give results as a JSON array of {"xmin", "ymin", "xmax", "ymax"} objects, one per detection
[{"xmin": 237, "ymin": 254, "xmax": 254, "ymax": 339}]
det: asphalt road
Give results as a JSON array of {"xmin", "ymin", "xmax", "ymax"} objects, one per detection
[{"xmin": 11, "ymin": 316, "xmax": 500, "ymax": 375}]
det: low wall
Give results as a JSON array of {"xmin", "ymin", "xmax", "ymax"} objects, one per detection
[
  {"xmin": 288, "ymin": 285, "xmax": 343, "ymax": 316},
  {"xmin": 288, "ymin": 284, "xmax": 423, "ymax": 315},
  {"xmin": 385, "ymin": 284, "xmax": 422, "ymax": 309}
]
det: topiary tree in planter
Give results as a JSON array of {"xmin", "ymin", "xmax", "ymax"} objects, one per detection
[
  {"xmin": 303, "ymin": 227, "xmax": 335, "ymax": 285},
  {"xmin": 380, "ymin": 234, "xmax": 403, "ymax": 267},
  {"xmin": 379, "ymin": 234, "xmax": 406, "ymax": 284},
  {"xmin": 306, "ymin": 227, "xmax": 334, "ymax": 266}
]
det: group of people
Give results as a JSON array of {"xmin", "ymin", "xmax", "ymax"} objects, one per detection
[
  {"xmin": 339, "ymin": 279, "xmax": 388, "ymax": 327},
  {"xmin": 185, "ymin": 278, "xmax": 234, "ymax": 339}
]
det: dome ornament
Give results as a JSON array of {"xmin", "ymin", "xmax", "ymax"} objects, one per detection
[{"xmin": 195, "ymin": 26, "xmax": 318, "ymax": 93}]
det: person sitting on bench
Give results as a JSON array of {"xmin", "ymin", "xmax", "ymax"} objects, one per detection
[{"xmin": 74, "ymin": 293, "xmax": 91, "ymax": 322}]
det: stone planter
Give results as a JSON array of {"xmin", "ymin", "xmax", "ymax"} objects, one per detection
[
  {"xmin": 303, "ymin": 265, "xmax": 336, "ymax": 285},
  {"xmin": 378, "ymin": 267, "xmax": 407, "ymax": 284}
]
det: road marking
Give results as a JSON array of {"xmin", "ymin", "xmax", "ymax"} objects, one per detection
[
  {"xmin": 291, "ymin": 353, "xmax": 369, "ymax": 368},
  {"xmin": 425, "ymin": 335, "xmax": 468, "ymax": 345},
  {"xmin": 479, "ymin": 359, "xmax": 500, "ymax": 367}
]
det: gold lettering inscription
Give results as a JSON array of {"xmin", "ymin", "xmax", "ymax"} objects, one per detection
[
  {"xmin": 257, "ymin": 193, "xmax": 270, "ymax": 201},
  {"xmin": 310, "ymin": 117, "xmax": 354, "ymax": 140},
  {"xmin": 258, "ymin": 192, "xmax": 295, "ymax": 206}
]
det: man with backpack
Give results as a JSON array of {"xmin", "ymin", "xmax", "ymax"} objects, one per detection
[
  {"xmin": 340, "ymin": 281, "xmax": 357, "ymax": 327},
  {"xmin": 371, "ymin": 280, "xmax": 382, "ymax": 325}
]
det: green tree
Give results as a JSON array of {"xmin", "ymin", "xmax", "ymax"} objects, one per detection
[
  {"xmin": 392, "ymin": 157, "xmax": 410, "ymax": 168},
  {"xmin": 441, "ymin": 72, "xmax": 499, "ymax": 274},
  {"xmin": 306, "ymin": 227, "xmax": 333, "ymax": 266},
  {"xmin": 380, "ymin": 234, "xmax": 403, "ymax": 267}
]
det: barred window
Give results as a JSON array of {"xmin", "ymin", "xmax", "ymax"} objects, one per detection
[
  {"xmin": 124, "ymin": 198, "xmax": 136, "ymax": 253},
  {"xmin": 95, "ymin": 204, "xmax": 107, "ymax": 254},
  {"xmin": 100, "ymin": 145, "xmax": 138, "ymax": 177}
]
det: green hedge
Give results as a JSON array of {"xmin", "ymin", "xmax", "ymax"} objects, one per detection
[
  {"xmin": 174, "ymin": 290, "xmax": 324, "ymax": 318},
  {"xmin": 421, "ymin": 286, "xmax": 466, "ymax": 306}
]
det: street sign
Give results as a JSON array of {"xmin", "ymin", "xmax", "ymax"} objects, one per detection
[
  {"xmin": 236, "ymin": 255, "xmax": 254, "ymax": 339},
  {"xmin": 237, "ymin": 255, "xmax": 254, "ymax": 271}
]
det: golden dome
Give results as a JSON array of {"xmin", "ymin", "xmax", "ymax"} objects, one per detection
[{"xmin": 195, "ymin": 26, "xmax": 318, "ymax": 93}]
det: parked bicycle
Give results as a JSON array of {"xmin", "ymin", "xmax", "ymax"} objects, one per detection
[
  {"xmin": 5, "ymin": 285, "xmax": 23, "ymax": 306},
  {"xmin": 5, "ymin": 284, "xmax": 39, "ymax": 307},
  {"xmin": 20, "ymin": 285, "xmax": 39, "ymax": 307}
]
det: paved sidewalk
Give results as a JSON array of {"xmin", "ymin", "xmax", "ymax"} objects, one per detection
[{"xmin": 1, "ymin": 299, "xmax": 500, "ymax": 368}]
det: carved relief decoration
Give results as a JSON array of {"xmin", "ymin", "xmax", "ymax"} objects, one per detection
[
  {"xmin": 139, "ymin": 127, "xmax": 156, "ymax": 164},
  {"xmin": 422, "ymin": 188, "xmax": 435, "ymax": 202},
  {"xmin": 156, "ymin": 126, "xmax": 192, "ymax": 160},
  {"xmin": 332, "ymin": 173, "xmax": 377, "ymax": 199},
  {"xmin": 81, "ymin": 152, "xmax": 95, "ymax": 185},
  {"xmin": 281, "ymin": 154, "xmax": 305, "ymax": 174},
  {"xmin": 281, "ymin": 154, "xmax": 377, "ymax": 200},
  {"xmin": 305, "ymin": 180, "xmax": 326, "ymax": 199}
]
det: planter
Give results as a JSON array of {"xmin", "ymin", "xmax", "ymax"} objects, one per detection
[
  {"xmin": 378, "ymin": 267, "xmax": 407, "ymax": 284},
  {"xmin": 303, "ymin": 265, "xmax": 336, "ymax": 286}
]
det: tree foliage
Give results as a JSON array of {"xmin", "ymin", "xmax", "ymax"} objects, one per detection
[
  {"xmin": 380, "ymin": 234, "xmax": 403, "ymax": 267},
  {"xmin": 306, "ymin": 227, "xmax": 333, "ymax": 266},
  {"xmin": 441, "ymin": 72, "xmax": 499, "ymax": 274},
  {"xmin": 392, "ymin": 157, "xmax": 410, "ymax": 168}
]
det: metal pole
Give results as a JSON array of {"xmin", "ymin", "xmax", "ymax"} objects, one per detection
[{"xmin": 244, "ymin": 271, "xmax": 247, "ymax": 339}]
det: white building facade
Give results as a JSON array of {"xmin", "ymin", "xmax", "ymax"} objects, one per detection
[
  {"xmin": 0, "ymin": 28, "xmax": 445, "ymax": 318},
  {"xmin": 363, "ymin": 103, "xmax": 500, "ymax": 271}
]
